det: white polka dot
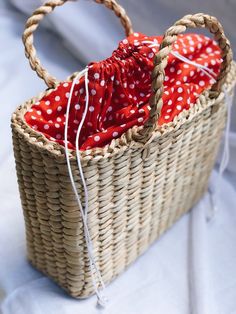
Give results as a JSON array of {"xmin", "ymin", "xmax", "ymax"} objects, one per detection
[
  {"xmin": 199, "ymin": 80, "xmax": 205, "ymax": 86},
  {"xmin": 211, "ymin": 60, "xmax": 216, "ymax": 65},
  {"xmin": 138, "ymin": 117, "xmax": 144, "ymax": 123},
  {"xmin": 31, "ymin": 116, "xmax": 36, "ymax": 120},
  {"xmin": 44, "ymin": 124, "xmax": 49, "ymax": 130},
  {"xmin": 130, "ymin": 109, "xmax": 135, "ymax": 114},
  {"xmin": 206, "ymin": 47, "xmax": 212, "ymax": 53},
  {"xmin": 94, "ymin": 135, "xmax": 100, "ymax": 142},
  {"xmin": 177, "ymin": 96, "xmax": 183, "ymax": 101},
  {"xmin": 55, "ymin": 123, "xmax": 60, "ymax": 128},
  {"xmin": 139, "ymin": 108, "xmax": 144, "ymax": 113},
  {"xmin": 55, "ymin": 96, "xmax": 60, "ymax": 101},
  {"xmin": 167, "ymin": 109, "xmax": 172, "ymax": 113},
  {"xmin": 57, "ymin": 106, "xmax": 62, "ymax": 111},
  {"xmin": 168, "ymin": 100, "xmax": 172, "ymax": 105},
  {"xmin": 190, "ymin": 71, "xmax": 194, "ymax": 77},
  {"xmin": 32, "ymin": 125, "xmax": 38, "ymax": 130},
  {"xmin": 91, "ymin": 89, "xmax": 96, "ymax": 96},
  {"xmin": 177, "ymin": 70, "xmax": 182, "ymax": 75},
  {"xmin": 79, "ymin": 88, "xmax": 84, "ymax": 94},
  {"xmin": 178, "ymin": 87, "xmax": 183, "ymax": 93},
  {"xmin": 140, "ymin": 93, "xmax": 145, "ymax": 97},
  {"xmin": 190, "ymin": 46, "xmax": 194, "ymax": 52},
  {"xmin": 170, "ymin": 67, "xmax": 175, "ymax": 73},
  {"xmin": 189, "ymin": 40, "xmax": 195, "ymax": 46},
  {"xmin": 129, "ymin": 84, "xmax": 135, "ymax": 89},
  {"xmin": 183, "ymin": 76, "xmax": 187, "ymax": 82},
  {"xmin": 148, "ymin": 52, "xmax": 154, "ymax": 58},
  {"xmin": 123, "ymin": 39, "xmax": 128, "ymax": 44},
  {"xmin": 63, "ymin": 83, "xmax": 69, "ymax": 87},
  {"xmin": 107, "ymin": 106, "xmax": 112, "ymax": 112},
  {"xmin": 65, "ymin": 92, "xmax": 70, "ymax": 98},
  {"xmin": 134, "ymin": 32, "xmax": 139, "ymax": 37},
  {"xmin": 37, "ymin": 110, "xmax": 41, "ymax": 115},
  {"xmin": 47, "ymin": 109, "xmax": 52, "ymax": 114},
  {"xmin": 176, "ymin": 105, "xmax": 182, "ymax": 110},
  {"xmin": 183, "ymin": 64, "xmax": 189, "ymax": 68},
  {"xmin": 94, "ymin": 73, "xmax": 100, "ymax": 79},
  {"xmin": 210, "ymin": 79, "xmax": 215, "ymax": 84},
  {"xmin": 164, "ymin": 115, "xmax": 170, "ymax": 120},
  {"xmin": 45, "ymin": 100, "xmax": 50, "ymax": 106},
  {"xmin": 75, "ymin": 104, "xmax": 80, "ymax": 110},
  {"xmin": 176, "ymin": 81, "xmax": 181, "ymax": 85},
  {"xmin": 165, "ymin": 76, "xmax": 169, "ymax": 81},
  {"xmin": 89, "ymin": 106, "xmax": 94, "ymax": 112},
  {"xmin": 113, "ymin": 132, "xmax": 118, "ymax": 137}
]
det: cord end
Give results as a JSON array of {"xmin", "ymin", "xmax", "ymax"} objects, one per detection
[{"xmin": 96, "ymin": 294, "xmax": 108, "ymax": 309}]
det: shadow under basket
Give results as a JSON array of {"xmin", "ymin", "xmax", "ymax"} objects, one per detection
[{"xmin": 11, "ymin": 0, "xmax": 236, "ymax": 299}]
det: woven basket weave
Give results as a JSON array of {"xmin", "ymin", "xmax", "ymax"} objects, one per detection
[{"xmin": 11, "ymin": 0, "xmax": 236, "ymax": 298}]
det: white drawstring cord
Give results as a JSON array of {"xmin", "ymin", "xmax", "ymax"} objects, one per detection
[
  {"xmin": 64, "ymin": 41, "xmax": 231, "ymax": 307},
  {"xmin": 170, "ymin": 50, "xmax": 232, "ymax": 221},
  {"xmin": 207, "ymin": 86, "xmax": 233, "ymax": 221},
  {"xmin": 144, "ymin": 39, "xmax": 232, "ymax": 220},
  {"xmin": 64, "ymin": 67, "xmax": 107, "ymax": 307}
]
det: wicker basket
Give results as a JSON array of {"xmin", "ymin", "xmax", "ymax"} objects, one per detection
[{"xmin": 11, "ymin": 0, "xmax": 236, "ymax": 298}]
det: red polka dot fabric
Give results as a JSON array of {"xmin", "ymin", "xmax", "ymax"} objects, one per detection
[{"xmin": 25, "ymin": 32, "xmax": 222, "ymax": 150}]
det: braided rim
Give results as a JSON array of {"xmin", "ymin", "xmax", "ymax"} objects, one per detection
[
  {"xmin": 22, "ymin": 0, "xmax": 133, "ymax": 88},
  {"xmin": 134, "ymin": 13, "xmax": 233, "ymax": 143}
]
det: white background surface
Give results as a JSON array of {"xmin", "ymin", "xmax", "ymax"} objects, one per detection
[{"xmin": 0, "ymin": 1, "xmax": 236, "ymax": 313}]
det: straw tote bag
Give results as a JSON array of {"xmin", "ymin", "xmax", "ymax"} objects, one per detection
[{"xmin": 11, "ymin": 0, "xmax": 236, "ymax": 298}]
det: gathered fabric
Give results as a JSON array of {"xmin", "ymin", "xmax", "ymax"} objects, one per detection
[{"xmin": 25, "ymin": 32, "xmax": 222, "ymax": 150}]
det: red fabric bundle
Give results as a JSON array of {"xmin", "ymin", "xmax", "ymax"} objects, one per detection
[{"xmin": 25, "ymin": 32, "xmax": 222, "ymax": 150}]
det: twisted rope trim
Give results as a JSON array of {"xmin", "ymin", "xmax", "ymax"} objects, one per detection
[
  {"xmin": 22, "ymin": 0, "xmax": 133, "ymax": 88},
  {"xmin": 135, "ymin": 13, "xmax": 233, "ymax": 143}
]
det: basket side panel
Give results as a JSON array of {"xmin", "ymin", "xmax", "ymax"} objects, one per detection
[{"xmin": 11, "ymin": 94, "xmax": 226, "ymax": 298}]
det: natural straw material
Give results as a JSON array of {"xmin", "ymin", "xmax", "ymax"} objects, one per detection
[
  {"xmin": 12, "ymin": 0, "xmax": 236, "ymax": 298},
  {"xmin": 22, "ymin": 0, "xmax": 133, "ymax": 88}
]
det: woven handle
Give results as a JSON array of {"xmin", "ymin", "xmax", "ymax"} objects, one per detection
[
  {"xmin": 22, "ymin": 0, "xmax": 133, "ymax": 88},
  {"xmin": 136, "ymin": 13, "xmax": 233, "ymax": 143}
]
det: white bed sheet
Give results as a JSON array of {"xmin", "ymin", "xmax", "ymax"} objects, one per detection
[{"xmin": 0, "ymin": 2, "xmax": 236, "ymax": 314}]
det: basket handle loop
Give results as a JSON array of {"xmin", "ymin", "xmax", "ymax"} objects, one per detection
[
  {"xmin": 136, "ymin": 13, "xmax": 233, "ymax": 143},
  {"xmin": 22, "ymin": 0, "xmax": 133, "ymax": 88}
]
